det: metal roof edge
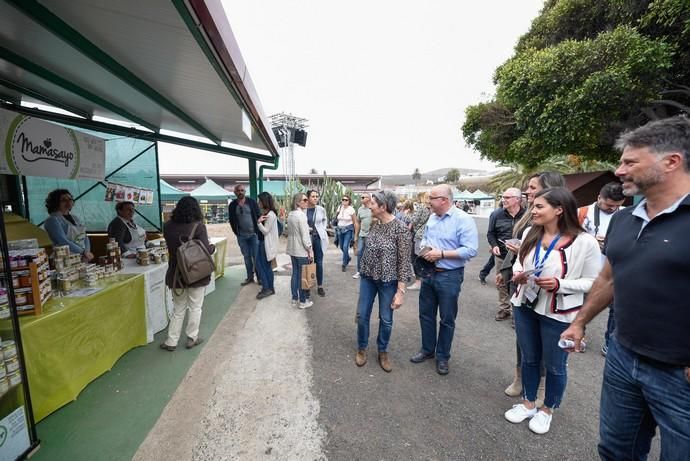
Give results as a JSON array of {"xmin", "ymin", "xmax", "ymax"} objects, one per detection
[{"xmin": 187, "ymin": 0, "xmax": 279, "ymax": 158}]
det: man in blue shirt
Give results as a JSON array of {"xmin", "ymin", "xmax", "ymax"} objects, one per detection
[{"xmin": 410, "ymin": 184, "xmax": 478, "ymax": 375}]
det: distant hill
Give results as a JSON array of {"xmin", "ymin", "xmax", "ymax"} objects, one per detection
[{"xmin": 381, "ymin": 167, "xmax": 489, "ymax": 186}]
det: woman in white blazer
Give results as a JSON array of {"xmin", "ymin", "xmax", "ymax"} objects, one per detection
[
  {"xmin": 504, "ymin": 187, "xmax": 601, "ymax": 435},
  {"xmin": 307, "ymin": 190, "xmax": 329, "ymax": 296},
  {"xmin": 256, "ymin": 192, "xmax": 279, "ymax": 299}
]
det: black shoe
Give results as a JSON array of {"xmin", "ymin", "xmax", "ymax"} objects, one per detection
[
  {"xmin": 410, "ymin": 351, "xmax": 435, "ymax": 363},
  {"xmin": 341, "ymin": 265, "xmax": 347, "ymax": 272},
  {"xmin": 317, "ymin": 287, "xmax": 326, "ymax": 297},
  {"xmin": 240, "ymin": 278, "xmax": 254, "ymax": 286},
  {"xmin": 478, "ymin": 275, "xmax": 487, "ymax": 285},
  {"xmin": 256, "ymin": 289, "xmax": 274, "ymax": 300},
  {"xmin": 436, "ymin": 360, "xmax": 449, "ymax": 375}
]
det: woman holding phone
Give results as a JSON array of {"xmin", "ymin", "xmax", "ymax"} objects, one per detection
[
  {"xmin": 500, "ymin": 171, "xmax": 565, "ymax": 401},
  {"xmin": 503, "ymin": 187, "xmax": 601, "ymax": 434}
]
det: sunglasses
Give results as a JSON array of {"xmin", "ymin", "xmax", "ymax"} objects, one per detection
[
  {"xmin": 301, "ymin": 198, "xmax": 309, "ymax": 202},
  {"xmin": 342, "ymin": 198, "xmax": 350, "ymax": 201}
]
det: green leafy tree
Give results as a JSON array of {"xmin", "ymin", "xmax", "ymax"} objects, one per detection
[{"xmin": 462, "ymin": 0, "xmax": 689, "ymax": 167}]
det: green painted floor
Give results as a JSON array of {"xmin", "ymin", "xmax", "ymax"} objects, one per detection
[{"xmin": 31, "ymin": 266, "xmax": 243, "ymax": 461}]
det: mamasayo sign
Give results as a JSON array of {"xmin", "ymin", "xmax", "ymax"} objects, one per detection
[{"xmin": 1, "ymin": 108, "xmax": 105, "ymax": 180}]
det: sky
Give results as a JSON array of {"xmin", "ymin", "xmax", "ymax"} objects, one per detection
[{"xmin": 158, "ymin": 0, "xmax": 545, "ymax": 176}]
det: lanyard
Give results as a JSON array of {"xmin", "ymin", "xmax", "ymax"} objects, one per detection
[{"xmin": 533, "ymin": 234, "xmax": 561, "ymax": 276}]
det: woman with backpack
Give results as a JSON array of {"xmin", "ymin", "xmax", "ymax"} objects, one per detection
[
  {"xmin": 256, "ymin": 192, "xmax": 279, "ymax": 300},
  {"xmin": 160, "ymin": 196, "xmax": 216, "ymax": 351}
]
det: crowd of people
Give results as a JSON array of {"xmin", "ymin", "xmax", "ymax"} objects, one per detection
[{"xmin": 78, "ymin": 115, "xmax": 685, "ymax": 458}]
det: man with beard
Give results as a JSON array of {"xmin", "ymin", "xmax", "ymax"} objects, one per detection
[
  {"xmin": 228, "ymin": 184, "xmax": 261, "ymax": 286},
  {"xmin": 561, "ymin": 116, "xmax": 690, "ymax": 461},
  {"xmin": 577, "ymin": 182, "xmax": 626, "ymax": 356}
]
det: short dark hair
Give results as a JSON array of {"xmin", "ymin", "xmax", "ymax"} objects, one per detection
[
  {"xmin": 171, "ymin": 196, "xmax": 204, "ymax": 223},
  {"xmin": 115, "ymin": 201, "xmax": 135, "ymax": 213},
  {"xmin": 599, "ymin": 182, "xmax": 625, "ymax": 201},
  {"xmin": 615, "ymin": 116, "xmax": 690, "ymax": 171},
  {"xmin": 45, "ymin": 189, "xmax": 72, "ymax": 213}
]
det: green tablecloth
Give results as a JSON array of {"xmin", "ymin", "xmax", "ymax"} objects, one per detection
[{"xmin": 1, "ymin": 274, "xmax": 147, "ymax": 422}]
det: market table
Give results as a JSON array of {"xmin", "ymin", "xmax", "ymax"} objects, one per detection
[
  {"xmin": 120, "ymin": 259, "xmax": 172, "ymax": 343},
  {"xmin": 210, "ymin": 237, "xmax": 227, "ymax": 279},
  {"xmin": 0, "ymin": 274, "xmax": 147, "ymax": 422}
]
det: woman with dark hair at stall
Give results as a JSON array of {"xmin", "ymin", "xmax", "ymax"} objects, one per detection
[
  {"xmin": 107, "ymin": 201, "xmax": 147, "ymax": 257},
  {"xmin": 504, "ymin": 187, "xmax": 600, "ymax": 434},
  {"xmin": 44, "ymin": 188, "xmax": 94, "ymax": 261},
  {"xmin": 256, "ymin": 192, "xmax": 278, "ymax": 300},
  {"xmin": 160, "ymin": 196, "xmax": 215, "ymax": 351},
  {"xmin": 354, "ymin": 190, "xmax": 412, "ymax": 372}
]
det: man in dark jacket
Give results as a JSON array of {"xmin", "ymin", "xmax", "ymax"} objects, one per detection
[
  {"xmin": 228, "ymin": 184, "xmax": 261, "ymax": 286},
  {"xmin": 487, "ymin": 187, "xmax": 525, "ymax": 321}
]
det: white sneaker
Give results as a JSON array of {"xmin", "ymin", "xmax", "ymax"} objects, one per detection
[
  {"xmin": 504, "ymin": 404, "xmax": 537, "ymax": 423},
  {"xmin": 528, "ymin": 410, "xmax": 552, "ymax": 434},
  {"xmin": 352, "ymin": 272, "xmax": 360, "ymax": 279},
  {"xmin": 299, "ymin": 300, "xmax": 314, "ymax": 309}
]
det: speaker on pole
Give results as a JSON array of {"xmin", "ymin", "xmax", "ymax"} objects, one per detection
[{"xmin": 294, "ymin": 129, "xmax": 308, "ymax": 147}]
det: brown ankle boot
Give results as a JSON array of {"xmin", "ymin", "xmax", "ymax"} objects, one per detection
[
  {"xmin": 355, "ymin": 349, "xmax": 367, "ymax": 367},
  {"xmin": 378, "ymin": 352, "xmax": 392, "ymax": 372},
  {"xmin": 504, "ymin": 366, "xmax": 522, "ymax": 397}
]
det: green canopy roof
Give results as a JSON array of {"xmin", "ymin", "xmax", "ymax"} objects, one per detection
[
  {"xmin": 159, "ymin": 179, "xmax": 189, "ymax": 202},
  {"xmin": 190, "ymin": 178, "xmax": 231, "ymax": 202}
]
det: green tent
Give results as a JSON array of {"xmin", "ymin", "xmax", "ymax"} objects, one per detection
[
  {"xmin": 159, "ymin": 179, "xmax": 189, "ymax": 202},
  {"xmin": 190, "ymin": 178, "xmax": 232, "ymax": 202}
]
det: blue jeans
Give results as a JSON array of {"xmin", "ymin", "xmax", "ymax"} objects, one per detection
[
  {"xmin": 256, "ymin": 243, "xmax": 274, "ymax": 291},
  {"xmin": 338, "ymin": 226, "xmax": 353, "ymax": 267},
  {"xmin": 237, "ymin": 234, "xmax": 259, "ymax": 281},
  {"xmin": 311, "ymin": 235, "xmax": 324, "ymax": 286},
  {"xmin": 357, "ymin": 276, "xmax": 397, "ymax": 352},
  {"xmin": 513, "ymin": 305, "xmax": 569, "ymax": 408},
  {"xmin": 290, "ymin": 256, "xmax": 309, "ymax": 302},
  {"xmin": 418, "ymin": 267, "xmax": 464, "ymax": 362},
  {"xmin": 598, "ymin": 336, "xmax": 690, "ymax": 461},
  {"xmin": 356, "ymin": 236, "xmax": 367, "ymax": 272}
]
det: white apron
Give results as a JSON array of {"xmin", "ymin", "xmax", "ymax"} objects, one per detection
[{"xmin": 121, "ymin": 217, "xmax": 147, "ymax": 251}]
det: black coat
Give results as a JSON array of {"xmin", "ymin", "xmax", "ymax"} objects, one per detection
[
  {"xmin": 164, "ymin": 220, "xmax": 215, "ymax": 289},
  {"xmin": 228, "ymin": 197, "xmax": 260, "ymax": 236},
  {"xmin": 487, "ymin": 207, "xmax": 526, "ymax": 258}
]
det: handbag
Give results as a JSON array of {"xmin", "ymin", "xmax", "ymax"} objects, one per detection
[{"xmin": 301, "ymin": 262, "xmax": 317, "ymax": 290}]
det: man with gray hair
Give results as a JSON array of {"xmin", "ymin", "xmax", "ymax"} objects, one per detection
[
  {"xmin": 486, "ymin": 187, "xmax": 525, "ymax": 321},
  {"xmin": 410, "ymin": 184, "xmax": 478, "ymax": 375},
  {"xmin": 560, "ymin": 116, "xmax": 690, "ymax": 460}
]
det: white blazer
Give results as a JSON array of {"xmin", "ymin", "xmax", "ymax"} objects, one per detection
[
  {"xmin": 312, "ymin": 205, "xmax": 329, "ymax": 250},
  {"xmin": 257, "ymin": 210, "xmax": 279, "ymax": 261}
]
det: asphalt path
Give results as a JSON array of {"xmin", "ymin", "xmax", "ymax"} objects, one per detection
[{"xmin": 308, "ymin": 217, "xmax": 660, "ymax": 461}]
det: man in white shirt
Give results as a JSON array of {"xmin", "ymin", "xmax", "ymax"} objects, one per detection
[{"xmin": 577, "ymin": 181, "xmax": 625, "ymax": 356}]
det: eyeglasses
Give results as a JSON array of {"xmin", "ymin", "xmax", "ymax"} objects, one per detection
[
  {"xmin": 342, "ymin": 198, "xmax": 349, "ymax": 202},
  {"xmin": 428, "ymin": 196, "xmax": 446, "ymax": 200},
  {"xmin": 502, "ymin": 196, "xmax": 519, "ymax": 200},
  {"xmin": 301, "ymin": 198, "xmax": 309, "ymax": 202}
]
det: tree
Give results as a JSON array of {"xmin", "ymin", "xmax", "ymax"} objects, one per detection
[
  {"xmin": 412, "ymin": 168, "xmax": 422, "ymax": 181},
  {"xmin": 309, "ymin": 168, "xmax": 319, "ymax": 174},
  {"xmin": 445, "ymin": 168, "xmax": 461, "ymax": 183},
  {"xmin": 462, "ymin": 0, "xmax": 690, "ymax": 167}
]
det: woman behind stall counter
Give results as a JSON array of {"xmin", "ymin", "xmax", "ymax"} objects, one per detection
[
  {"xmin": 107, "ymin": 201, "xmax": 147, "ymax": 258},
  {"xmin": 43, "ymin": 189, "xmax": 94, "ymax": 262}
]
